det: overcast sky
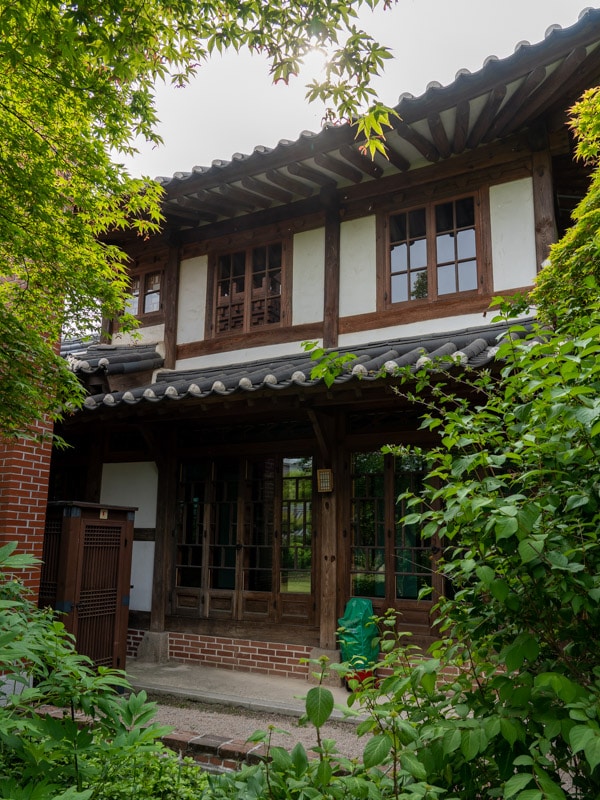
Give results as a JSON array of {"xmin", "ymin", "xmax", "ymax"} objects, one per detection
[{"xmin": 121, "ymin": 1, "xmax": 593, "ymax": 179}]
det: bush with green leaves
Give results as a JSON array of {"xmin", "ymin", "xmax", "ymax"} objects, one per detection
[
  {"xmin": 0, "ymin": 542, "xmax": 207, "ymax": 800},
  {"xmin": 209, "ymin": 296, "xmax": 600, "ymax": 800}
]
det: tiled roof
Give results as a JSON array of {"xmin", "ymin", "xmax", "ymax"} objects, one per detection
[
  {"xmin": 77, "ymin": 321, "xmax": 531, "ymax": 411},
  {"xmin": 66, "ymin": 342, "xmax": 164, "ymax": 376},
  {"xmin": 150, "ymin": 8, "xmax": 600, "ymax": 227}
]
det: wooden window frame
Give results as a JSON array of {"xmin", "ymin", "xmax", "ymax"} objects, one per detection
[
  {"xmin": 126, "ymin": 265, "xmax": 165, "ymax": 325},
  {"xmin": 377, "ymin": 189, "xmax": 491, "ymax": 313},
  {"xmin": 205, "ymin": 237, "xmax": 292, "ymax": 340}
]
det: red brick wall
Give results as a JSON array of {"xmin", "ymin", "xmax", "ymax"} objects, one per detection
[
  {"xmin": 0, "ymin": 419, "xmax": 53, "ymax": 596},
  {"xmin": 127, "ymin": 628, "xmax": 312, "ymax": 680}
]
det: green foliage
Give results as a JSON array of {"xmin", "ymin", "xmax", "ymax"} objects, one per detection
[
  {"xmin": 532, "ymin": 87, "xmax": 600, "ymax": 322},
  {"xmin": 302, "ymin": 340, "xmax": 357, "ymax": 387},
  {"xmin": 213, "ymin": 298, "xmax": 600, "ymax": 798},
  {"xmin": 1, "ymin": 0, "xmax": 395, "ymax": 438},
  {"xmin": 0, "ymin": 542, "xmax": 206, "ymax": 800}
]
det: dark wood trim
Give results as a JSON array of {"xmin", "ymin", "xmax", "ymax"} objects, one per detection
[
  {"xmin": 393, "ymin": 121, "xmax": 440, "ymax": 162},
  {"xmin": 466, "ymin": 86, "xmax": 508, "ymax": 150},
  {"xmin": 427, "ymin": 113, "xmax": 452, "ymax": 159},
  {"xmin": 453, "ymin": 100, "xmax": 470, "ymax": 154},
  {"xmin": 532, "ymin": 149, "xmax": 558, "ymax": 269},
  {"xmin": 151, "ymin": 436, "xmax": 177, "ymax": 632},
  {"xmin": 481, "ymin": 66, "xmax": 546, "ymax": 144},
  {"xmin": 339, "ymin": 145, "xmax": 384, "ymax": 179},
  {"xmin": 314, "ymin": 152, "xmax": 363, "ymax": 184},
  {"xmin": 177, "ymin": 321, "xmax": 324, "ymax": 361},
  {"xmin": 178, "ymin": 203, "xmax": 325, "ymax": 256},
  {"xmin": 340, "ymin": 290, "xmax": 533, "ymax": 336},
  {"xmin": 323, "ymin": 204, "xmax": 340, "ymax": 348},
  {"xmin": 495, "ymin": 49, "xmax": 587, "ymax": 139},
  {"xmin": 163, "ymin": 244, "xmax": 180, "ymax": 369},
  {"xmin": 478, "ymin": 186, "xmax": 494, "ymax": 295}
]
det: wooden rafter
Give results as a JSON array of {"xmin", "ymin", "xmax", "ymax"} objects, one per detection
[
  {"xmin": 314, "ymin": 152, "xmax": 363, "ymax": 183},
  {"xmin": 480, "ymin": 66, "xmax": 547, "ymax": 144},
  {"xmin": 220, "ymin": 183, "xmax": 272, "ymax": 211},
  {"xmin": 494, "ymin": 48, "xmax": 587, "ymax": 139},
  {"xmin": 287, "ymin": 161, "xmax": 337, "ymax": 188},
  {"xmin": 339, "ymin": 144, "xmax": 384, "ymax": 179},
  {"xmin": 452, "ymin": 99, "xmax": 470, "ymax": 154},
  {"xmin": 427, "ymin": 113, "xmax": 452, "ymax": 159},
  {"xmin": 466, "ymin": 85, "xmax": 508, "ymax": 150},
  {"xmin": 382, "ymin": 141, "xmax": 411, "ymax": 172},
  {"xmin": 394, "ymin": 120, "xmax": 440, "ymax": 162},
  {"xmin": 265, "ymin": 169, "xmax": 315, "ymax": 198},
  {"xmin": 241, "ymin": 175, "xmax": 293, "ymax": 204}
]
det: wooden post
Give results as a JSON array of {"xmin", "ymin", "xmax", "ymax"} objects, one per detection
[
  {"xmin": 163, "ymin": 240, "xmax": 180, "ymax": 370},
  {"xmin": 322, "ymin": 193, "xmax": 340, "ymax": 350},
  {"xmin": 150, "ymin": 431, "xmax": 177, "ymax": 632},
  {"xmin": 532, "ymin": 150, "xmax": 558, "ymax": 270}
]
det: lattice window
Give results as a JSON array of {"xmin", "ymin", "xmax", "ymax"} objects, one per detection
[{"xmin": 212, "ymin": 240, "xmax": 288, "ymax": 335}]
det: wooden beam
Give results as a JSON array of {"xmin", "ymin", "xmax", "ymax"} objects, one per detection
[
  {"xmin": 339, "ymin": 144, "xmax": 384, "ymax": 179},
  {"xmin": 382, "ymin": 141, "xmax": 411, "ymax": 172},
  {"xmin": 150, "ymin": 432, "xmax": 177, "ymax": 633},
  {"xmin": 532, "ymin": 149, "xmax": 558, "ymax": 269},
  {"xmin": 162, "ymin": 243, "xmax": 180, "ymax": 370},
  {"xmin": 481, "ymin": 66, "xmax": 546, "ymax": 144},
  {"xmin": 323, "ymin": 203, "xmax": 340, "ymax": 349},
  {"xmin": 265, "ymin": 169, "xmax": 315, "ymax": 198},
  {"xmin": 314, "ymin": 152, "xmax": 363, "ymax": 183},
  {"xmin": 219, "ymin": 183, "xmax": 272, "ymax": 211},
  {"xmin": 241, "ymin": 175, "xmax": 293, "ymax": 204},
  {"xmin": 427, "ymin": 112, "xmax": 452, "ymax": 159},
  {"xmin": 466, "ymin": 85, "xmax": 508, "ymax": 150},
  {"xmin": 494, "ymin": 48, "xmax": 587, "ymax": 138},
  {"xmin": 452, "ymin": 99, "xmax": 470, "ymax": 154},
  {"xmin": 190, "ymin": 189, "xmax": 240, "ymax": 216},
  {"xmin": 394, "ymin": 120, "xmax": 440, "ymax": 162},
  {"xmin": 287, "ymin": 161, "xmax": 337, "ymax": 188}
]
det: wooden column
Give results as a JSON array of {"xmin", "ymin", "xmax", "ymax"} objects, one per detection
[
  {"xmin": 150, "ymin": 430, "xmax": 177, "ymax": 632},
  {"xmin": 532, "ymin": 150, "xmax": 558, "ymax": 270},
  {"xmin": 309, "ymin": 409, "xmax": 342, "ymax": 649},
  {"xmin": 322, "ymin": 193, "xmax": 340, "ymax": 350},
  {"xmin": 163, "ymin": 241, "xmax": 180, "ymax": 370}
]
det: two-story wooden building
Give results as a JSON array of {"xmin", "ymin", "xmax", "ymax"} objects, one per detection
[{"xmin": 50, "ymin": 9, "xmax": 600, "ymax": 677}]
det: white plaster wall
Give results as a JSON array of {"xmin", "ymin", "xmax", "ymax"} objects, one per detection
[
  {"xmin": 113, "ymin": 324, "xmax": 165, "ymax": 346},
  {"xmin": 490, "ymin": 178, "xmax": 537, "ymax": 291},
  {"xmin": 100, "ymin": 461, "xmax": 158, "ymax": 613},
  {"xmin": 339, "ymin": 216, "xmax": 377, "ymax": 317},
  {"xmin": 129, "ymin": 541, "xmax": 154, "ymax": 613},
  {"xmin": 176, "ymin": 339, "xmax": 311, "ymax": 371},
  {"xmin": 178, "ymin": 255, "xmax": 208, "ymax": 344},
  {"xmin": 292, "ymin": 228, "xmax": 325, "ymax": 325}
]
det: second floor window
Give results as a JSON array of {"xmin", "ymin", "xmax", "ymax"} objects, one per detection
[
  {"xmin": 384, "ymin": 194, "xmax": 481, "ymax": 305},
  {"xmin": 211, "ymin": 240, "xmax": 289, "ymax": 335},
  {"xmin": 126, "ymin": 270, "xmax": 162, "ymax": 317}
]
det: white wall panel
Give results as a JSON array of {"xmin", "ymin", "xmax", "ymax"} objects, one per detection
[
  {"xmin": 490, "ymin": 178, "xmax": 537, "ymax": 291},
  {"xmin": 339, "ymin": 216, "xmax": 377, "ymax": 317}
]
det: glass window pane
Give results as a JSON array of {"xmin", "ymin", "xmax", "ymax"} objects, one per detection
[
  {"xmin": 435, "ymin": 202, "xmax": 454, "ymax": 233},
  {"xmin": 410, "ymin": 270, "xmax": 428, "ymax": 300},
  {"xmin": 390, "ymin": 243, "xmax": 408, "ymax": 271},
  {"xmin": 458, "ymin": 260, "xmax": 478, "ymax": 291},
  {"xmin": 457, "ymin": 228, "xmax": 476, "ymax": 260},
  {"xmin": 436, "ymin": 233, "xmax": 455, "ymax": 264},
  {"xmin": 352, "ymin": 573, "xmax": 385, "ymax": 598},
  {"xmin": 437, "ymin": 263, "xmax": 456, "ymax": 295},
  {"xmin": 391, "ymin": 273, "xmax": 408, "ymax": 303},
  {"xmin": 409, "ymin": 238, "xmax": 427, "ymax": 268},
  {"xmin": 389, "ymin": 213, "xmax": 407, "ymax": 243},
  {"xmin": 408, "ymin": 208, "xmax": 426, "ymax": 238},
  {"xmin": 456, "ymin": 196, "xmax": 475, "ymax": 228}
]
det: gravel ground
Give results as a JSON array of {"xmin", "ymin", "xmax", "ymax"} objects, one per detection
[{"xmin": 147, "ymin": 692, "xmax": 367, "ymax": 761}]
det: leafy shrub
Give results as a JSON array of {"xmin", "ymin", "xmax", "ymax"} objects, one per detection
[{"xmin": 0, "ymin": 542, "xmax": 206, "ymax": 800}]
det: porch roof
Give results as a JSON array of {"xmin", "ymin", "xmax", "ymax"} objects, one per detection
[
  {"xmin": 145, "ymin": 8, "xmax": 600, "ymax": 230},
  {"xmin": 72, "ymin": 321, "xmax": 532, "ymax": 411}
]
